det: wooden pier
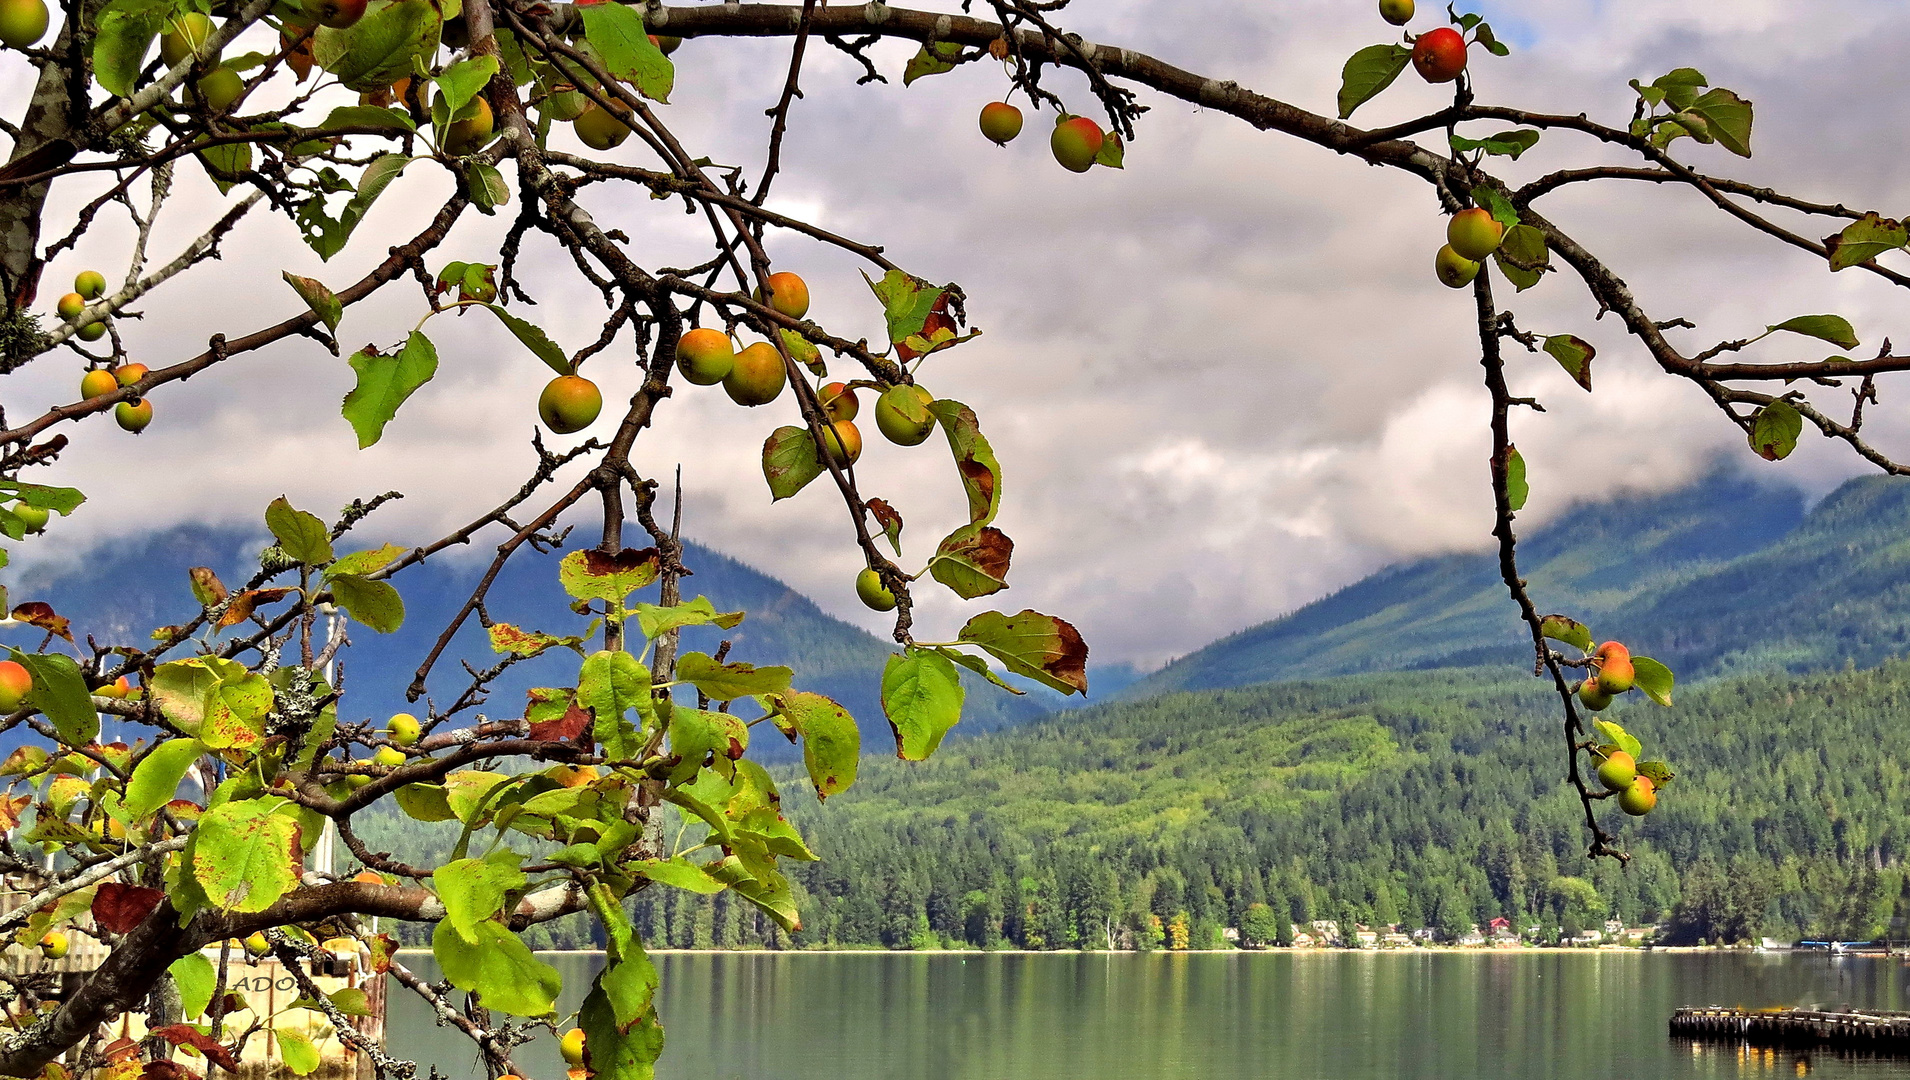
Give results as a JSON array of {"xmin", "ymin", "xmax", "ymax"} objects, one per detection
[{"xmin": 1671, "ymin": 1006, "xmax": 1910, "ymax": 1052}]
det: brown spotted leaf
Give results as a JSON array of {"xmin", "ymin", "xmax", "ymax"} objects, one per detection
[
  {"xmin": 1543, "ymin": 335, "xmax": 1594, "ymax": 391},
  {"xmin": 188, "ymin": 567, "xmax": 229, "ymax": 607},
  {"xmin": 867, "ymin": 498, "xmax": 904, "ymax": 556},
  {"xmin": 559, "ymin": 547, "xmax": 660, "ymax": 604},
  {"xmin": 527, "ymin": 688, "xmax": 590, "ymax": 743},
  {"xmin": 11, "ymin": 602, "xmax": 72, "ymax": 642},
  {"xmin": 488, "ymin": 623, "xmax": 586, "ymax": 658},
  {"xmin": 928, "ymin": 524, "xmax": 1012, "ymax": 599},
  {"xmin": 216, "ymin": 588, "xmax": 296, "ymax": 629},
  {"xmin": 925, "ymin": 399, "xmax": 1001, "ymax": 526},
  {"xmin": 150, "ymin": 1028, "xmax": 239, "ymax": 1073},
  {"xmin": 189, "ymin": 797, "xmax": 303, "ymax": 912},
  {"xmin": 956, "ymin": 609, "xmax": 1088, "ymax": 696}
]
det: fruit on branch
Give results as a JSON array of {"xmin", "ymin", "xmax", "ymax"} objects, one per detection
[
  {"xmin": 158, "ymin": 12, "xmax": 217, "ymax": 67},
  {"xmin": 55, "ymin": 293, "xmax": 83, "ymax": 320},
  {"xmin": 115, "ymin": 400, "xmax": 152, "ymax": 432},
  {"xmin": 195, "ymin": 66, "xmax": 243, "ymax": 113},
  {"xmin": 1593, "ymin": 641, "xmax": 1635, "ymax": 695},
  {"xmin": 856, "ymin": 567, "xmax": 896, "ymax": 612},
  {"xmin": 980, "ymin": 101, "xmax": 1024, "ymax": 145},
  {"xmin": 372, "ymin": 746, "xmax": 406, "ymax": 769},
  {"xmin": 648, "ymin": 33, "xmax": 680, "ymax": 55},
  {"xmin": 114, "ymin": 364, "xmax": 148, "ymax": 387},
  {"xmin": 79, "ymin": 369, "xmax": 116, "ymax": 398},
  {"xmin": 1595, "ymin": 749, "xmax": 1636, "ymax": 792},
  {"xmin": 1411, "ymin": 27, "xmax": 1466, "ymax": 83},
  {"xmin": 1446, "ymin": 207, "xmax": 1504, "ymax": 261},
  {"xmin": 95, "ymin": 675, "xmax": 131, "ymax": 698},
  {"xmin": 76, "ymin": 321, "xmax": 106, "ymax": 342},
  {"xmin": 560, "ymin": 1029, "xmax": 587, "ymax": 1067},
  {"xmin": 819, "ymin": 381, "xmax": 857, "ymax": 422},
  {"xmin": 386, "ymin": 712, "xmax": 421, "ymax": 746},
  {"xmin": 874, "ymin": 384, "xmax": 937, "ymax": 446},
  {"xmin": 1379, "ymin": 0, "xmax": 1414, "ymax": 26},
  {"xmin": 10, "ymin": 502, "xmax": 47, "ymax": 533},
  {"xmin": 757, "ymin": 272, "xmax": 810, "ymax": 319},
  {"xmin": 538, "ymin": 375, "xmax": 603, "ymax": 434},
  {"xmin": 1434, "ymin": 245, "xmax": 1479, "ymax": 288},
  {"xmin": 1618, "ymin": 775, "xmax": 1656, "ymax": 816},
  {"xmin": 1576, "ymin": 677, "xmax": 1612, "ymax": 712},
  {"xmin": 0, "ymin": 660, "xmax": 31, "ymax": 712},
  {"xmin": 676, "ymin": 327, "xmax": 734, "ymax": 385},
  {"xmin": 0, "ymin": 0, "xmax": 49, "ymax": 50},
  {"xmin": 1050, "ymin": 116, "xmax": 1105, "ymax": 173},
  {"xmin": 243, "ymin": 932, "xmax": 271, "ymax": 957},
  {"xmin": 304, "ymin": 0, "xmax": 366, "ymax": 30},
  {"xmin": 818, "ymin": 420, "xmax": 862, "ymax": 467},
  {"xmin": 441, "ymin": 95, "xmax": 494, "ymax": 155},
  {"xmin": 38, "ymin": 932, "xmax": 67, "ymax": 959},
  {"xmin": 572, "ymin": 103, "xmax": 631, "ymax": 151},
  {"xmin": 722, "ymin": 342, "xmax": 786, "ymax": 407},
  {"xmin": 73, "ymin": 270, "xmax": 105, "ymax": 300}
]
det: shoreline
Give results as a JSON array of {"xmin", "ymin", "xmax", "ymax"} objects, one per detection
[{"xmin": 390, "ymin": 945, "xmax": 1799, "ymax": 957}]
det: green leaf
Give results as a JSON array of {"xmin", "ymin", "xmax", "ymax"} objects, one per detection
[
  {"xmin": 328, "ymin": 574, "xmax": 404, "ymax": 633},
  {"xmin": 676, "ymin": 652, "xmax": 792, "ymax": 701},
  {"xmin": 559, "ymin": 547, "xmax": 660, "ymax": 604},
  {"xmin": 1769, "ymin": 315, "xmax": 1859, "ymax": 351},
  {"xmin": 1095, "ymin": 132, "xmax": 1124, "ymax": 169},
  {"xmin": 928, "ymin": 523, "xmax": 1012, "ymax": 599},
  {"xmin": 1636, "ymin": 759, "xmax": 1676, "ymax": 788},
  {"xmin": 926, "ymin": 399, "xmax": 1002, "ymax": 526},
  {"xmin": 432, "ymin": 919, "xmax": 562, "ymax": 1018},
  {"xmin": 282, "ymin": 273, "xmax": 343, "ymax": 333},
  {"xmin": 1503, "ymin": 446, "xmax": 1528, "ymax": 513},
  {"xmin": 1652, "ymin": 67, "xmax": 1709, "ymax": 111},
  {"xmin": 934, "ymin": 646, "xmax": 1025, "ymax": 695},
  {"xmin": 1826, "ymin": 212, "xmax": 1908, "ymax": 272},
  {"xmin": 956, "ymin": 609, "xmax": 1089, "ymax": 696},
  {"xmin": 1496, "ymin": 223, "xmax": 1549, "ymax": 293},
  {"xmin": 265, "ymin": 497, "xmax": 334, "ymax": 565},
  {"xmin": 170, "ymin": 952, "xmax": 216, "ymax": 1019},
  {"xmin": 665, "ymin": 706, "xmax": 747, "ymax": 781},
  {"xmin": 466, "ymin": 161, "xmax": 509, "ymax": 213},
  {"xmin": 762, "ymin": 425, "xmax": 825, "ymax": 502},
  {"xmin": 304, "ymin": 153, "xmax": 414, "ymax": 262},
  {"xmin": 578, "ymin": 650, "xmax": 650, "ymax": 760},
  {"xmin": 1336, "ymin": 43, "xmax": 1412, "ymax": 120},
  {"xmin": 580, "ymin": 975, "xmax": 665, "ymax": 1080},
  {"xmin": 318, "ymin": 105, "xmax": 417, "ymax": 133},
  {"xmin": 0, "ymin": 480, "xmax": 84, "ymax": 515},
  {"xmin": 781, "ymin": 691, "xmax": 859, "ymax": 800},
  {"xmin": 634, "ymin": 857, "xmax": 727, "ymax": 894},
  {"xmin": 1749, "ymin": 399, "xmax": 1803, "ymax": 461},
  {"xmin": 579, "ymin": 2, "xmax": 673, "ymax": 102},
  {"xmin": 632, "ymin": 596, "xmax": 744, "ymax": 640},
  {"xmin": 881, "ymin": 649, "xmax": 964, "ymax": 761},
  {"xmin": 125, "ymin": 739, "xmax": 202, "ymax": 822},
  {"xmin": 861, "ymin": 269, "xmax": 946, "ymax": 346},
  {"xmin": 1543, "ymin": 335, "xmax": 1594, "ymax": 391},
  {"xmin": 149, "ymin": 657, "xmax": 273, "ymax": 749},
  {"xmin": 1471, "ymin": 186, "xmax": 1519, "ymax": 229},
  {"xmin": 434, "ymin": 849, "xmax": 525, "ymax": 940},
  {"xmin": 92, "ymin": 0, "xmax": 169, "ymax": 97},
  {"xmin": 1632, "ymin": 656, "xmax": 1674, "ymax": 707},
  {"xmin": 1593, "ymin": 719, "xmax": 1643, "ymax": 761},
  {"xmin": 1540, "ymin": 615, "xmax": 1593, "ymax": 653},
  {"xmin": 1688, "ymin": 87, "xmax": 1752, "ymax": 157},
  {"xmin": 313, "ymin": 0, "xmax": 444, "ymax": 92},
  {"xmin": 902, "ymin": 40, "xmax": 961, "ymax": 85},
  {"xmin": 1448, "ymin": 129, "xmax": 1539, "ymax": 160},
  {"xmin": 434, "ymin": 55, "xmax": 498, "ymax": 119},
  {"xmin": 395, "ymin": 782, "xmax": 456, "ymax": 821},
  {"xmin": 1472, "ymin": 21, "xmax": 1509, "ymax": 57},
  {"xmin": 474, "ymin": 303, "xmax": 568, "ymax": 374},
  {"xmin": 275, "ymin": 1028, "xmax": 320, "ymax": 1076},
  {"xmin": 196, "ymin": 141, "xmax": 252, "ymax": 195},
  {"xmin": 10, "ymin": 651, "xmax": 95, "ymax": 745},
  {"xmin": 780, "ymin": 329, "xmax": 824, "ymax": 377},
  {"xmin": 192, "ymin": 797, "xmax": 302, "ymax": 912},
  {"xmin": 342, "ymin": 331, "xmax": 438, "ymax": 449},
  {"xmin": 324, "ymin": 543, "xmax": 405, "ymax": 579}
]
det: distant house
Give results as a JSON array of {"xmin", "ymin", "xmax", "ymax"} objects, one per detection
[
  {"xmin": 1310, "ymin": 920, "xmax": 1340, "ymax": 943},
  {"xmin": 1355, "ymin": 929, "xmax": 1378, "ymax": 947},
  {"xmin": 1222, "ymin": 927, "xmax": 1240, "ymax": 942},
  {"xmin": 1459, "ymin": 929, "xmax": 1486, "ymax": 946},
  {"xmin": 1573, "ymin": 929, "xmax": 1603, "ymax": 945},
  {"xmin": 1410, "ymin": 927, "xmax": 1436, "ymax": 942},
  {"xmin": 1488, "ymin": 917, "xmax": 1511, "ymax": 935},
  {"xmin": 1292, "ymin": 932, "xmax": 1316, "ymax": 948},
  {"xmin": 1381, "ymin": 932, "xmax": 1413, "ymax": 948}
]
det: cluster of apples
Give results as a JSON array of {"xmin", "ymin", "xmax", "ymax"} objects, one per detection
[
  {"xmin": 976, "ymin": 101, "xmax": 1112, "ymax": 174},
  {"xmin": 1434, "ymin": 206, "xmax": 1502, "ymax": 289},
  {"xmin": 1575, "ymin": 642, "xmax": 1660, "ymax": 816},
  {"xmin": 531, "ymin": 34, "xmax": 681, "ymax": 152},
  {"xmin": 78, "ymin": 360, "xmax": 153, "ymax": 432},
  {"xmin": 55, "ymin": 270, "xmax": 108, "ymax": 343}
]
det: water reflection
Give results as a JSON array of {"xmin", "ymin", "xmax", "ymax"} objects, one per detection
[{"xmin": 387, "ymin": 952, "xmax": 1910, "ymax": 1080}]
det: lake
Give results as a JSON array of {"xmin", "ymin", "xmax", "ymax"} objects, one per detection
[{"xmin": 388, "ymin": 951, "xmax": 1910, "ymax": 1079}]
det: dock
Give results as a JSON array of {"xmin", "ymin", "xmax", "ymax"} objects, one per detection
[{"xmin": 1671, "ymin": 1006, "xmax": 1910, "ymax": 1052}]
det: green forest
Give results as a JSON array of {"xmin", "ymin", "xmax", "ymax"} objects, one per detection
[{"xmin": 354, "ymin": 657, "xmax": 1910, "ymax": 952}]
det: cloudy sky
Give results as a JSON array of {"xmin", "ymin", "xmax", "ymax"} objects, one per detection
[{"xmin": 5, "ymin": 0, "xmax": 1909, "ymax": 670}]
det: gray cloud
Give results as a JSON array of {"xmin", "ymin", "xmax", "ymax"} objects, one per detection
[{"xmin": 4, "ymin": 1, "xmax": 1908, "ymax": 670}]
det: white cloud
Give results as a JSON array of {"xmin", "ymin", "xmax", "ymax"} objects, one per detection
[{"xmin": 6, "ymin": 1, "xmax": 1909, "ymax": 669}]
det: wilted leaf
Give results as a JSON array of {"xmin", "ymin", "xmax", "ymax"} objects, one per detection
[
  {"xmin": 282, "ymin": 273, "xmax": 342, "ymax": 333},
  {"xmin": 1543, "ymin": 335, "xmax": 1595, "ymax": 391},
  {"xmin": 92, "ymin": 882, "xmax": 165, "ymax": 934},
  {"xmin": 559, "ymin": 547, "xmax": 660, "ymax": 604},
  {"xmin": 928, "ymin": 524, "xmax": 1012, "ymax": 598},
  {"xmin": 867, "ymin": 498, "xmax": 904, "ymax": 555},
  {"xmin": 191, "ymin": 797, "xmax": 302, "ymax": 912},
  {"xmin": 1749, "ymin": 399, "xmax": 1803, "ymax": 461},
  {"xmin": 10, "ymin": 601, "xmax": 72, "ymax": 642},
  {"xmin": 488, "ymin": 623, "xmax": 585, "ymax": 658},
  {"xmin": 926, "ymin": 399, "xmax": 1002, "ymax": 526},
  {"xmin": 188, "ymin": 567, "xmax": 229, "ymax": 607},
  {"xmin": 956, "ymin": 609, "xmax": 1089, "ymax": 696},
  {"xmin": 216, "ymin": 588, "xmax": 296, "ymax": 629},
  {"xmin": 780, "ymin": 691, "xmax": 859, "ymax": 799}
]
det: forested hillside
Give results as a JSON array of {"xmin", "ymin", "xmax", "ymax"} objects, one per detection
[
  {"xmin": 1133, "ymin": 473, "xmax": 1910, "ymax": 695},
  {"xmin": 357, "ymin": 660, "xmax": 1910, "ymax": 951}
]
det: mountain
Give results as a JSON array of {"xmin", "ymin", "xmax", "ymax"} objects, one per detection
[
  {"xmin": 1126, "ymin": 471, "xmax": 1910, "ymax": 697},
  {"xmin": 0, "ymin": 523, "xmax": 1075, "ymax": 758}
]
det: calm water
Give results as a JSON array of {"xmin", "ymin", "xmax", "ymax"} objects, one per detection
[{"xmin": 389, "ymin": 951, "xmax": 1910, "ymax": 1080}]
